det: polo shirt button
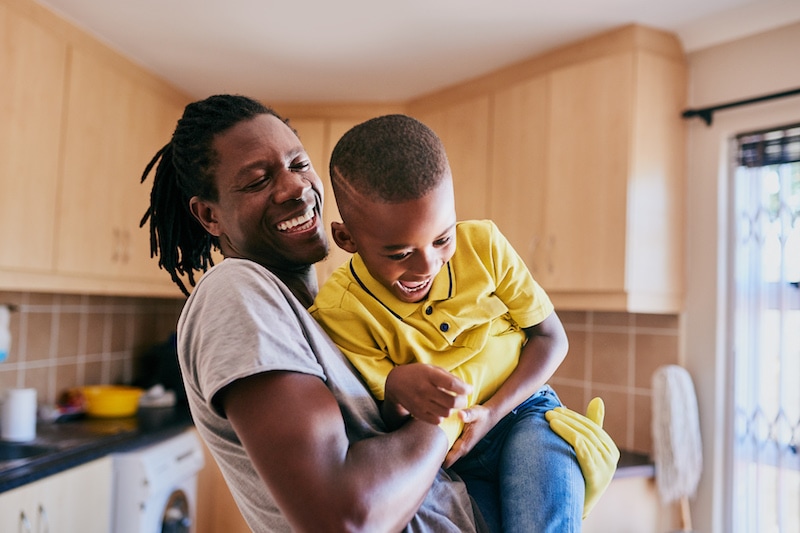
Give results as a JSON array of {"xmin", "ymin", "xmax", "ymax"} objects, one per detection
[
  {"xmin": 425, "ymin": 306, "xmax": 433, "ymax": 315},
  {"xmin": 439, "ymin": 323, "xmax": 449, "ymax": 332}
]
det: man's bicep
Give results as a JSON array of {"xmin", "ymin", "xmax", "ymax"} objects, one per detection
[{"xmin": 221, "ymin": 371, "xmax": 350, "ymax": 526}]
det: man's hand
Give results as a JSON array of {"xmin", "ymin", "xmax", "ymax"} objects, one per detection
[
  {"xmin": 545, "ymin": 397, "xmax": 620, "ymax": 518},
  {"xmin": 384, "ymin": 363, "xmax": 472, "ymax": 425}
]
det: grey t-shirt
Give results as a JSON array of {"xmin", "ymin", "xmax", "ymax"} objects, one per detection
[{"xmin": 178, "ymin": 258, "xmax": 482, "ymax": 533}]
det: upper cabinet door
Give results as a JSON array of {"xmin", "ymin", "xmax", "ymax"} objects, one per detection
[
  {"xmin": 0, "ymin": 5, "xmax": 67, "ymax": 272},
  {"xmin": 490, "ymin": 75, "xmax": 549, "ymax": 281},
  {"xmin": 56, "ymin": 48, "xmax": 185, "ymax": 291},
  {"xmin": 410, "ymin": 94, "xmax": 492, "ymax": 222},
  {"xmin": 486, "ymin": 36, "xmax": 685, "ymax": 313},
  {"xmin": 545, "ymin": 53, "xmax": 633, "ymax": 294},
  {"xmin": 292, "ymin": 116, "xmax": 367, "ymax": 284}
]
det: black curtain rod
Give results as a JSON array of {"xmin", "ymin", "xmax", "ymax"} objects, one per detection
[{"xmin": 682, "ymin": 87, "xmax": 800, "ymax": 126}]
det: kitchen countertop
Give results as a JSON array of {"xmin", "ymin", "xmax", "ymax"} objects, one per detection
[
  {"xmin": 615, "ymin": 449, "xmax": 655, "ymax": 479},
  {"xmin": 0, "ymin": 405, "xmax": 194, "ymax": 494},
  {"xmin": 1, "ymin": 404, "xmax": 652, "ymax": 494}
]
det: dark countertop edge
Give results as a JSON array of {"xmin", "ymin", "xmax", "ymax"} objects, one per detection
[
  {"xmin": 2, "ymin": 420, "xmax": 652, "ymax": 493},
  {"xmin": 0, "ymin": 413, "xmax": 194, "ymax": 494},
  {"xmin": 614, "ymin": 449, "xmax": 655, "ymax": 479}
]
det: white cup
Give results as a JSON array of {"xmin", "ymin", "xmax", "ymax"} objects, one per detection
[{"xmin": 1, "ymin": 388, "xmax": 37, "ymax": 442}]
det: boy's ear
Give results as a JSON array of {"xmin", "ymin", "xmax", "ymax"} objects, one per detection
[
  {"xmin": 331, "ymin": 221, "xmax": 358, "ymax": 253},
  {"xmin": 189, "ymin": 197, "xmax": 222, "ymax": 237}
]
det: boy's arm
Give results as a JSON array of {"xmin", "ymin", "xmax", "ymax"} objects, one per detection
[
  {"xmin": 382, "ymin": 363, "xmax": 473, "ymax": 430},
  {"xmin": 444, "ymin": 311, "xmax": 568, "ymax": 466},
  {"xmin": 221, "ymin": 370, "xmax": 452, "ymax": 532},
  {"xmin": 313, "ymin": 305, "xmax": 472, "ymax": 433}
]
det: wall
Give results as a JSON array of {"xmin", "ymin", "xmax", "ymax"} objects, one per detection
[
  {"xmin": 552, "ymin": 311, "xmax": 680, "ymax": 455},
  {"xmin": 683, "ymin": 20, "xmax": 800, "ymax": 533},
  {"xmin": 0, "ymin": 291, "xmax": 183, "ymax": 405},
  {"xmin": 0, "ymin": 300, "xmax": 678, "ymax": 514}
]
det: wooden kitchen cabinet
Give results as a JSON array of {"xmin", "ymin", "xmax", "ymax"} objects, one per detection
[
  {"xmin": 0, "ymin": 3, "xmax": 66, "ymax": 273},
  {"xmin": 55, "ymin": 46, "xmax": 186, "ymax": 293},
  {"xmin": 289, "ymin": 117, "xmax": 345, "ymax": 285},
  {"xmin": 541, "ymin": 53, "xmax": 633, "ymax": 295},
  {"xmin": 408, "ymin": 94, "xmax": 492, "ymax": 222},
  {"xmin": 0, "ymin": 0, "xmax": 190, "ymax": 297},
  {"xmin": 195, "ymin": 430, "xmax": 250, "ymax": 533},
  {"xmin": 489, "ymin": 74, "xmax": 549, "ymax": 281},
  {"xmin": 489, "ymin": 27, "xmax": 687, "ymax": 312},
  {"xmin": 0, "ymin": 456, "xmax": 112, "ymax": 532},
  {"xmin": 583, "ymin": 474, "xmax": 679, "ymax": 533},
  {"xmin": 287, "ymin": 114, "xmax": 380, "ymax": 284}
]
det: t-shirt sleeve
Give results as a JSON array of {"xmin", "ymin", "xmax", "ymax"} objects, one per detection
[
  {"xmin": 487, "ymin": 221, "xmax": 554, "ymax": 328},
  {"xmin": 180, "ymin": 261, "xmax": 326, "ymax": 416}
]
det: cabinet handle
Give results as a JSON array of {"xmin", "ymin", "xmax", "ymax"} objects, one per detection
[
  {"xmin": 38, "ymin": 504, "xmax": 49, "ymax": 533},
  {"xmin": 546, "ymin": 235, "xmax": 555, "ymax": 275},
  {"xmin": 121, "ymin": 229, "xmax": 130, "ymax": 264},
  {"xmin": 529, "ymin": 236, "xmax": 540, "ymax": 275},
  {"xmin": 18, "ymin": 510, "xmax": 31, "ymax": 533},
  {"xmin": 112, "ymin": 228, "xmax": 120, "ymax": 262},
  {"xmin": 111, "ymin": 228, "xmax": 131, "ymax": 264}
]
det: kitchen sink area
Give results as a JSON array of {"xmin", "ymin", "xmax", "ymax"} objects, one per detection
[
  {"xmin": 0, "ymin": 442, "xmax": 57, "ymax": 462},
  {"xmin": 0, "ymin": 406, "xmax": 193, "ymax": 494}
]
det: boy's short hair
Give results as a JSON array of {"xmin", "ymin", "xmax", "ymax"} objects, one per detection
[{"xmin": 329, "ymin": 114, "xmax": 449, "ymax": 204}]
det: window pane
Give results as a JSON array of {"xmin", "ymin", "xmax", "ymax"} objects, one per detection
[{"xmin": 731, "ymin": 130, "xmax": 800, "ymax": 533}]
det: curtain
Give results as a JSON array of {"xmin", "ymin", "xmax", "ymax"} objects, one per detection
[{"xmin": 731, "ymin": 124, "xmax": 800, "ymax": 533}]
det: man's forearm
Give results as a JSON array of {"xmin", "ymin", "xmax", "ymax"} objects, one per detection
[{"xmin": 345, "ymin": 417, "xmax": 448, "ymax": 531}]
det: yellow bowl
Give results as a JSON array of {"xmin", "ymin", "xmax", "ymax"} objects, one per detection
[{"xmin": 80, "ymin": 385, "xmax": 143, "ymax": 418}]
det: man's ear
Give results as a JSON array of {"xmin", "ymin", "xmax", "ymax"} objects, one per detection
[
  {"xmin": 331, "ymin": 221, "xmax": 357, "ymax": 253},
  {"xmin": 189, "ymin": 197, "xmax": 222, "ymax": 237}
]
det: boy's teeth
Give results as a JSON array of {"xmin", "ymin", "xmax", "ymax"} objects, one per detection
[
  {"xmin": 401, "ymin": 280, "xmax": 429, "ymax": 291},
  {"xmin": 277, "ymin": 210, "xmax": 313, "ymax": 231}
]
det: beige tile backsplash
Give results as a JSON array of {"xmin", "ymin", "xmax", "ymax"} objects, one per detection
[
  {"xmin": 0, "ymin": 291, "xmax": 183, "ymax": 405},
  {"xmin": 551, "ymin": 311, "xmax": 680, "ymax": 456},
  {"xmin": 0, "ymin": 290, "xmax": 677, "ymax": 457}
]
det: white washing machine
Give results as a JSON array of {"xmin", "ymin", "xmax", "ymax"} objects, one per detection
[{"xmin": 112, "ymin": 429, "xmax": 205, "ymax": 533}]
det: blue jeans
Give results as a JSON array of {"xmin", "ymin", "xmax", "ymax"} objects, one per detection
[{"xmin": 450, "ymin": 385, "xmax": 584, "ymax": 533}]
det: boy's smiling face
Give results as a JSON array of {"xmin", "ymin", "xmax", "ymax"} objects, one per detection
[{"xmin": 332, "ymin": 177, "xmax": 457, "ymax": 303}]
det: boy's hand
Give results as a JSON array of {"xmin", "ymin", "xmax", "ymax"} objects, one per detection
[
  {"xmin": 385, "ymin": 363, "xmax": 472, "ymax": 425},
  {"xmin": 443, "ymin": 405, "xmax": 494, "ymax": 467},
  {"xmin": 545, "ymin": 397, "xmax": 620, "ymax": 518}
]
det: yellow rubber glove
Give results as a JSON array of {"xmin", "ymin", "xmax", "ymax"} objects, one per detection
[{"xmin": 545, "ymin": 397, "xmax": 620, "ymax": 518}]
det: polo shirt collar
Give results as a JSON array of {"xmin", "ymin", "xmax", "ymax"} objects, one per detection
[{"xmin": 349, "ymin": 254, "xmax": 453, "ymax": 320}]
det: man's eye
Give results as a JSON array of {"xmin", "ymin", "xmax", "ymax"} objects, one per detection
[
  {"xmin": 245, "ymin": 176, "xmax": 269, "ymax": 189},
  {"xmin": 292, "ymin": 160, "xmax": 311, "ymax": 171}
]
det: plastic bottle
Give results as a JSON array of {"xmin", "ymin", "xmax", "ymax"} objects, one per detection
[{"xmin": 0, "ymin": 305, "xmax": 10, "ymax": 363}]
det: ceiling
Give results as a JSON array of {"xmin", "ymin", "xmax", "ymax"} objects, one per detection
[{"xmin": 34, "ymin": 0, "xmax": 800, "ymax": 103}]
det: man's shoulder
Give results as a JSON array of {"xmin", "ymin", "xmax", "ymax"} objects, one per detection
[
  {"xmin": 187, "ymin": 259, "xmax": 293, "ymax": 316},
  {"xmin": 195, "ymin": 258, "xmax": 279, "ymax": 291}
]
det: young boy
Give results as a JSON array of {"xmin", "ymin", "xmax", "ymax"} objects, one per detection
[{"xmin": 310, "ymin": 114, "xmax": 583, "ymax": 531}]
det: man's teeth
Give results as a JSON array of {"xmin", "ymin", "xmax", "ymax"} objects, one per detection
[{"xmin": 277, "ymin": 210, "xmax": 314, "ymax": 231}]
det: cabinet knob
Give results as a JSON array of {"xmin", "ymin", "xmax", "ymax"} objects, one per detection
[
  {"xmin": 18, "ymin": 510, "xmax": 31, "ymax": 533},
  {"xmin": 38, "ymin": 504, "xmax": 49, "ymax": 533}
]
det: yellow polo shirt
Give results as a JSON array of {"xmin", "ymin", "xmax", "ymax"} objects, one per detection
[{"xmin": 310, "ymin": 220, "xmax": 554, "ymax": 447}]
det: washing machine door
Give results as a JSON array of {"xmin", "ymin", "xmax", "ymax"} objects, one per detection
[{"xmin": 162, "ymin": 489, "xmax": 191, "ymax": 533}]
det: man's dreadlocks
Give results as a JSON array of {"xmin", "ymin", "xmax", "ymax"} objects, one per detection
[{"xmin": 140, "ymin": 94, "xmax": 286, "ymax": 296}]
